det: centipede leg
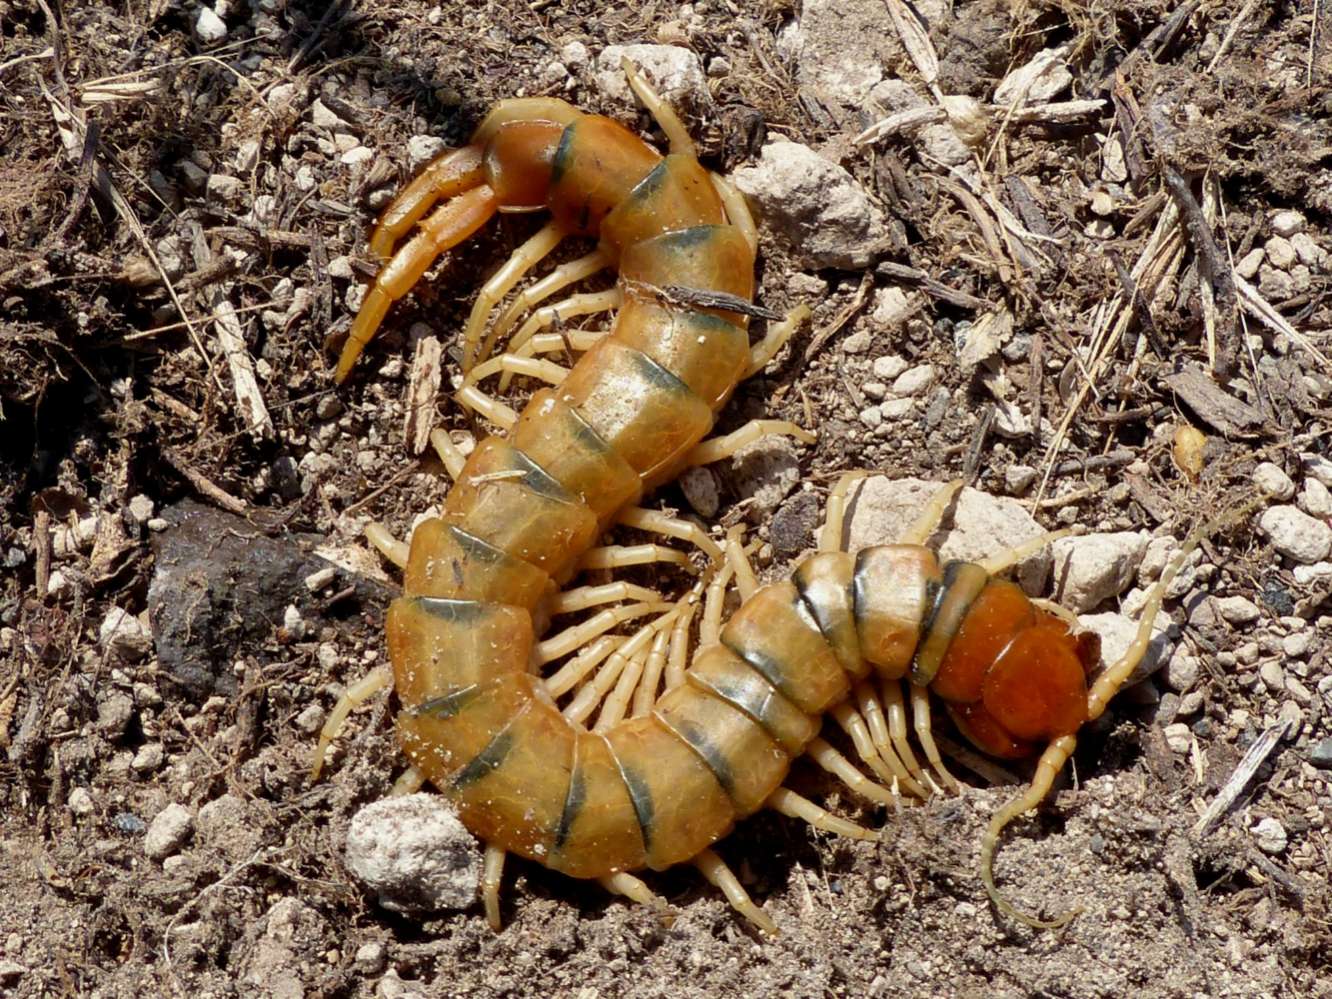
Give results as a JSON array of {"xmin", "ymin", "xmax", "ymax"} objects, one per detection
[
  {"xmin": 806, "ymin": 737, "xmax": 903, "ymax": 805},
  {"xmin": 694, "ymin": 849, "xmax": 778, "ymax": 935},
  {"xmin": 464, "ymin": 353, "xmax": 571, "ymax": 389},
  {"xmin": 683, "ymin": 419, "xmax": 817, "ymax": 467},
  {"xmin": 336, "ymin": 182, "xmax": 499, "ymax": 383},
  {"xmin": 834, "ymin": 693, "xmax": 929, "ymax": 799},
  {"xmin": 510, "ymin": 328, "xmax": 605, "ymax": 364},
  {"xmin": 597, "ymin": 625, "xmax": 670, "ymax": 729},
  {"xmin": 462, "ymin": 222, "xmax": 564, "ymax": 370},
  {"xmin": 483, "ymin": 844, "xmax": 507, "ymax": 931},
  {"xmin": 745, "ymin": 304, "xmax": 811, "ymax": 377},
  {"xmin": 909, "ymin": 681, "xmax": 961, "ymax": 793},
  {"xmin": 723, "ymin": 525, "xmax": 758, "ymax": 600},
  {"xmin": 537, "ymin": 601, "xmax": 672, "ymax": 664},
  {"xmin": 390, "ymin": 765, "xmax": 426, "ymax": 796},
  {"xmin": 310, "ymin": 665, "xmax": 394, "ymax": 780},
  {"xmin": 899, "ymin": 478, "xmax": 965, "ymax": 545},
  {"xmin": 454, "ymin": 384, "xmax": 519, "ymax": 430},
  {"xmin": 566, "ymin": 614, "xmax": 674, "ymax": 727},
  {"xmin": 489, "ymin": 249, "xmax": 610, "ymax": 363},
  {"xmin": 700, "ymin": 556, "xmax": 737, "ymax": 645},
  {"xmin": 620, "ymin": 56, "xmax": 695, "ymax": 158},
  {"xmin": 765, "ymin": 787, "xmax": 877, "ymax": 840},
  {"xmin": 428, "ymin": 428, "xmax": 468, "ymax": 481},
  {"xmin": 618, "ymin": 507, "xmax": 724, "ymax": 562},
  {"xmin": 578, "ymin": 543, "xmax": 697, "ymax": 573},
  {"xmin": 878, "ymin": 678, "xmax": 931, "ymax": 789},
  {"xmin": 364, "ymin": 522, "xmax": 409, "ymax": 569},
  {"xmin": 819, "ymin": 472, "xmax": 871, "ymax": 553},
  {"xmin": 548, "ymin": 581, "xmax": 664, "ymax": 615},
  {"xmin": 501, "ymin": 288, "xmax": 624, "ymax": 388},
  {"xmin": 599, "ymin": 871, "xmax": 672, "ymax": 924}
]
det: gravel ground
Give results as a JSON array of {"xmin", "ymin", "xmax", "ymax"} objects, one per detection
[{"xmin": 2, "ymin": 1, "xmax": 1330, "ymax": 996}]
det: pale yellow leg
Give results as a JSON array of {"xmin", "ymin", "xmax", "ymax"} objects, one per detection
[
  {"xmin": 900, "ymin": 479, "xmax": 965, "ymax": 546},
  {"xmin": 979, "ymin": 528, "xmax": 1078, "ymax": 575},
  {"xmin": 819, "ymin": 472, "xmax": 870, "ymax": 553},
  {"xmin": 599, "ymin": 871, "xmax": 672, "ymax": 922},
  {"xmin": 483, "ymin": 844, "xmax": 506, "ymax": 931},
  {"xmin": 746, "ymin": 304, "xmax": 811, "ymax": 377},
  {"xmin": 592, "ymin": 638, "xmax": 653, "ymax": 731},
  {"xmin": 537, "ymin": 601, "xmax": 671, "ymax": 664},
  {"xmin": 723, "ymin": 525, "xmax": 758, "ymax": 601},
  {"xmin": 700, "ymin": 558, "xmax": 737, "ymax": 646},
  {"xmin": 503, "ymin": 288, "xmax": 623, "ymax": 387},
  {"xmin": 454, "ymin": 384, "xmax": 518, "ymax": 429},
  {"xmin": 766, "ymin": 787, "xmax": 877, "ymax": 840},
  {"xmin": 660, "ymin": 590, "xmax": 700, "ymax": 694},
  {"xmin": 694, "ymin": 848, "xmax": 778, "ymax": 935},
  {"xmin": 710, "ymin": 172, "xmax": 757, "ymax": 255},
  {"xmin": 544, "ymin": 635, "xmax": 623, "ymax": 699},
  {"xmin": 910, "ymin": 682, "xmax": 960, "ymax": 793},
  {"xmin": 569, "ymin": 614, "xmax": 676, "ymax": 727},
  {"xmin": 490, "ymin": 249, "xmax": 610, "ymax": 364},
  {"xmin": 548, "ymin": 582, "xmax": 663, "ymax": 616},
  {"xmin": 310, "ymin": 665, "xmax": 394, "ymax": 779},
  {"xmin": 805, "ymin": 737, "xmax": 901, "ymax": 806},
  {"xmin": 512, "ymin": 328, "xmax": 604, "ymax": 362},
  {"xmin": 629, "ymin": 624, "xmax": 674, "ymax": 719},
  {"xmin": 578, "ymin": 543, "xmax": 696, "ymax": 573},
  {"xmin": 429, "ymin": 428, "xmax": 469, "ymax": 481},
  {"xmin": 462, "ymin": 222, "xmax": 564, "ymax": 370},
  {"xmin": 853, "ymin": 681, "xmax": 929, "ymax": 799},
  {"xmin": 390, "ymin": 765, "xmax": 426, "ymax": 796},
  {"xmin": 880, "ymin": 679, "xmax": 930, "ymax": 788},
  {"xmin": 684, "ymin": 419, "xmax": 817, "ymax": 467},
  {"xmin": 464, "ymin": 353, "xmax": 570, "ymax": 388},
  {"xmin": 364, "ymin": 522, "xmax": 409, "ymax": 569},
  {"xmin": 830, "ymin": 700, "xmax": 921, "ymax": 798},
  {"xmin": 621, "ymin": 56, "xmax": 695, "ymax": 157},
  {"xmin": 619, "ymin": 506, "xmax": 724, "ymax": 562}
]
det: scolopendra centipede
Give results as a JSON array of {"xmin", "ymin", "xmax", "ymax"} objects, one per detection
[{"xmin": 314, "ymin": 60, "xmax": 1233, "ymax": 934}]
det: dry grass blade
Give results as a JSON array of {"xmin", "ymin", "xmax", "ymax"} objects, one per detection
[
  {"xmin": 404, "ymin": 335, "xmax": 444, "ymax": 455},
  {"xmin": 883, "ymin": 0, "xmax": 942, "ymax": 100},
  {"xmin": 213, "ymin": 295, "xmax": 275, "ymax": 440}
]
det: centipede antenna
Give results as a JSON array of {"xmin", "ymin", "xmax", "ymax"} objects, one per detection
[
  {"xmin": 820, "ymin": 471, "xmax": 870, "ymax": 552},
  {"xmin": 980, "ymin": 734, "xmax": 1082, "ymax": 930},
  {"xmin": 978, "ymin": 526, "xmax": 1080, "ymax": 575},
  {"xmin": 620, "ymin": 56, "xmax": 695, "ymax": 158}
]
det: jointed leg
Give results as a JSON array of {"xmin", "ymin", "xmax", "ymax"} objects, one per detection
[
  {"xmin": 684, "ymin": 419, "xmax": 816, "ymax": 467},
  {"xmin": 310, "ymin": 665, "xmax": 394, "ymax": 779},
  {"xmin": 600, "ymin": 871, "xmax": 671, "ymax": 923},
  {"xmin": 489, "ymin": 249, "xmax": 610, "ymax": 367},
  {"xmin": 364, "ymin": 522, "xmax": 410, "ymax": 569},
  {"xmin": 463, "ymin": 353, "xmax": 570, "ymax": 389},
  {"xmin": 805, "ymin": 737, "xmax": 902, "ymax": 806},
  {"xmin": 503, "ymin": 289, "xmax": 623, "ymax": 387},
  {"xmin": 548, "ymin": 581, "xmax": 663, "ymax": 616},
  {"xmin": 910, "ymin": 682, "xmax": 960, "ymax": 793},
  {"xmin": 483, "ymin": 844, "xmax": 506, "ymax": 931},
  {"xmin": 746, "ymin": 304, "xmax": 811, "ymax": 377},
  {"xmin": 536, "ymin": 601, "xmax": 671, "ymax": 664},
  {"xmin": 621, "ymin": 57, "xmax": 694, "ymax": 157},
  {"xmin": 429, "ymin": 428, "xmax": 469, "ymax": 481},
  {"xmin": 900, "ymin": 478, "xmax": 964, "ymax": 546},
  {"xmin": 723, "ymin": 525, "xmax": 758, "ymax": 601},
  {"xmin": 695, "ymin": 849, "xmax": 778, "ymax": 935},
  {"xmin": 765, "ymin": 787, "xmax": 877, "ymax": 840},
  {"xmin": 831, "ymin": 697, "xmax": 927, "ymax": 799},
  {"xmin": 820, "ymin": 472, "xmax": 869, "ymax": 553},
  {"xmin": 454, "ymin": 385, "xmax": 518, "ymax": 430},
  {"xmin": 578, "ymin": 543, "xmax": 697, "ymax": 574},
  {"xmin": 979, "ymin": 528, "xmax": 1077, "ymax": 575},
  {"xmin": 462, "ymin": 222, "xmax": 564, "ymax": 370},
  {"xmin": 618, "ymin": 507, "xmax": 723, "ymax": 562},
  {"xmin": 390, "ymin": 765, "xmax": 426, "ymax": 796},
  {"xmin": 853, "ymin": 681, "xmax": 929, "ymax": 799}
]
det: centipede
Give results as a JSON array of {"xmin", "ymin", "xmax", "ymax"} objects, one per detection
[{"xmin": 314, "ymin": 60, "xmax": 1228, "ymax": 934}]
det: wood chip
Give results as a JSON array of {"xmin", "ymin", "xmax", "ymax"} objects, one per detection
[
  {"xmin": 213, "ymin": 296, "xmax": 274, "ymax": 440},
  {"xmin": 404, "ymin": 335, "xmax": 443, "ymax": 455},
  {"xmin": 1192, "ymin": 723, "xmax": 1286, "ymax": 837},
  {"xmin": 1165, "ymin": 364, "xmax": 1272, "ymax": 437}
]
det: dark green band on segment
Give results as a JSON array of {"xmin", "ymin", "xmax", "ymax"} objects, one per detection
[
  {"xmin": 411, "ymin": 683, "xmax": 484, "ymax": 719},
  {"xmin": 623, "ymin": 158, "xmax": 669, "ymax": 207},
  {"xmin": 656, "ymin": 225, "xmax": 723, "ymax": 251},
  {"xmin": 657, "ymin": 711, "xmax": 737, "ymax": 801},
  {"xmin": 911, "ymin": 560, "xmax": 990, "ymax": 685},
  {"xmin": 550, "ymin": 123, "xmax": 576, "ymax": 184},
  {"xmin": 609, "ymin": 752, "xmax": 654, "ymax": 853},
  {"xmin": 629, "ymin": 344, "xmax": 692, "ymax": 398},
  {"xmin": 721, "ymin": 637, "xmax": 799, "ymax": 707},
  {"xmin": 562, "ymin": 399, "xmax": 614, "ymax": 458},
  {"xmin": 554, "ymin": 755, "xmax": 586, "ymax": 851},
  {"xmin": 508, "ymin": 446, "xmax": 574, "ymax": 502},
  {"xmin": 793, "ymin": 563, "xmax": 858, "ymax": 673},
  {"xmin": 688, "ymin": 671, "xmax": 781, "ymax": 748},
  {"xmin": 413, "ymin": 596, "xmax": 492, "ymax": 623},
  {"xmin": 447, "ymin": 727, "xmax": 515, "ymax": 791}
]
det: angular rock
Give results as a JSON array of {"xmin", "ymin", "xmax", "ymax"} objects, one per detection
[
  {"xmin": 346, "ymin": 794, "xmax": 481, "ymax": 915},
  {"xmin": 100, "ymin": 607, "xmax": 153, "ymax": 661},
  {"xmin": 595, "ymin": 45, "xmax": 709, "ymax": 112},
  {"xmin": 790, "ymin": 0, "xmax": 901, "ymax": 105},
  {"xmin": 1258, "ymin": 505, "xmax": 1332, "ymax": 564},
  {"xmin": 148, "ymin": 500, "xmax": 392, "ymax": 700},
  {"xmin": 843, "ymin": 477, "xmax": 1052, "ymax": 593},
  {"xmin": 729, "ymin": 437, "xmax": 801, "ymax": 515},
  {"xmin": 1077, "ymin": 611, "xmax": 1175, "ymax": 686},
  {"xmin": 1051, "ymin": 531, "xmax": 1150, "ymax": 613},
  {"xmin": 732, "ymin": 139, "xmax": 890, "ymax": 270},
  {"xmin": 144, "ymin": 803, "xmax": 194, "ymax": 860}
]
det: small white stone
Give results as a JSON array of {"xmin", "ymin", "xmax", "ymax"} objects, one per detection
[
  {"xmin": 195, "ymin": 6, "xmax": 227, "ymax": 43},
  {"xmin": 327, "ymin": 255, "xmax": 355, "ymax": 281},
  {"xmin": 560, "ymin": 41, "xmax": 590, "ymax": 69},
  {"xmin": 1259, "ymin": 506, "xmax": 1332, "ymax": 564},
  {"xmin": 1215, "ymin": 595, "xmax": 1261, "ymax": 625},
  {"xmin": 1251, "ymin": 816, "xmax": 1287, "ymax": 854},
  {"xmin": 206, "ymin": 173, "xmax": 243, "ymax": 201},
  {"xmin": 305, "ymin": 565, "xmax": 337, "ymax": 591},
  {"xmin": 283, "ymin": 604, "xmax": 307, "ymax": 639},
  {"xmin": 1282, "ymin": 631, "xmax": 1313, "ymax": 658},
  {"xmin": 144, "ymin": 803, "xmax": 194, "ymax": 860},
  {"xmin": 1234, "ymin": 247, "xmax": 1264, "ymax": 279},
  {"xmin": 294, "ymin": 703, "xmax": 325, "ymax": 735},
  {"xmin": 127, "ymin": 495, "xmax": 154, "ymax": 524},
  {"xmin": 1259, "ymin": 660, "xmax": 1285, "ymax": 694},
  {"xmin": 1252, "ymin": 462, "xmax": 1295, "ymax": 501},
  {"xmin": 861, "ymin": 380, "xmax": 888, "ymax": 400},
  {"xmin": 872, "ymin": 355, "xmax": 909, "ymax": 381},
  {"xmin": 891, "ymin": 364, "xmax": 935, "ymax": 397},
  {"xmin": 346, "ymin": 794, "xmax": 481, "ymax": 914},
  {"xmin": 879, "ymin": 398, "xmax": 914, "ymax": 420},
  {"xmin": 1163, "ymin": 722, "xmax": 1192, "ymax": 753},
  {"xmin": 354, "ymin": 941, "xmax": 386, "ymax": 974},
  {"xmin": 1270, "ymin": 210, "xmax": 1305, "ymax": 237},
  {"xmin": 1289, "ymin": 232, "xmax": 1323, "ymax": 268},
  {"xmin": 99, "ymin": 607, "xmax": 153, "ymax": 661},
  {"xmin": 1300, "ymin": 478, "xmax": 1332, "ymax": 518},
  {"xmin": 1165, "ymin": 653, "xmax": 1200, "ymax": 693},
  {"xmin": 1005, "ymin": 465, "xmax": 1037, "ymax": 494},
  {"xmin": 132, "ymin": 742, "xmax": 165, "ymax": 773},
  {"xmin": 1304, "ymin": 453, "xmax": 1332, "ymax": 487},
  {"xmin": 341, "ymin": 145, "xmax": 374, "ymax": 167},
  {"xmin": 310, "ymin": 99, "xmax": 345, "ymax": 128},
  {"xmin": 1265, "ymin": 236, "xmax": 1297, "ymax": 270},
  {"xmin": 595, "ymin": 44, "xmax": 708, "ymax": 112},
  {"xmin": 858, "ymin": 405, "xmax": 884, "ymax": 428},
  {"xmin": 679, "ymin": 466, "xmax": 719, "ymax": 519},
  {"xmin": 1051, "ymin": 531, "xmax": 1151, "ymax": 612},
  {"xmin": 407, "ymin": 135, "xmax": 448, "ymax": 170},
  {"xmin": 68, "ymin": 787, "xmax": 95, "ymax": 817}
]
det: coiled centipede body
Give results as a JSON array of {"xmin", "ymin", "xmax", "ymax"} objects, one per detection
[{"xmin": 316, "ymin": 62, "xmax": 1210, "ymax": 934}]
